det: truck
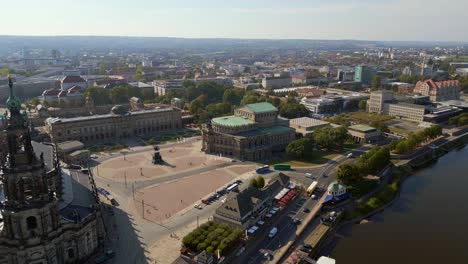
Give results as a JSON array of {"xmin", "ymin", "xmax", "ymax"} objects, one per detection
[{"xmin": 268, "ymin": 227, "xmax": 278, "ymax": 238}]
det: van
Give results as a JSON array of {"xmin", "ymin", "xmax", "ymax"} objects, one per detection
[{"xmin": 268, "ymin": 227, "xmax": 278, "ymax": 238}]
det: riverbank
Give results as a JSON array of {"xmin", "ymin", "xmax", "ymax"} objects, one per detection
[{"xmin": 318, "ymin": 132, "xmax": 468, "ymax": 259}]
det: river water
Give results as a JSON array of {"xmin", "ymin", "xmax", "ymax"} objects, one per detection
[{"xmin": 331, "ymin": 146, "xmax": 468, "ymax": 264}]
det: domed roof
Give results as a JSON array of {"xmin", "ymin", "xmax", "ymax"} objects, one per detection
[{"xmin": 327, "ymin": 181, "xmax": 346, "ymax": 194}]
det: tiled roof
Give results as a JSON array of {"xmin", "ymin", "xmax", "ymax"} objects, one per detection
[
  {"xmin": 62, "ymin": 75, "xmax": 86, "ymax": 83},
  {"xmin": 244, "ymin": 102, "xmax": 277, "ymax": 113},
  {"xmin": 42, "ymin": 88, "xmax": 61, "ymax": 96}
]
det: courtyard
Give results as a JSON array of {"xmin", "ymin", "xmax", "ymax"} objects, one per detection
[{"xmin": 95, "ymin": 140, "xmax": 231, "ymax": 182}]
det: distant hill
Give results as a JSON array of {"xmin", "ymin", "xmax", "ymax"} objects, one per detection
[{"xmin": 0, "ymin": 35, "xmax": 466, "ymax": 53}]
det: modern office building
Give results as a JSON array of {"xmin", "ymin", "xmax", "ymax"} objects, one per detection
[
  {"xmin": 354, "ymin": 65, "xmax": 376, "ymax": 85},
  {"xmin": 261, "ymin": 76, "xmax": 293, "ymax": 89},
  {"xmin": 202, "ymin": 102, "xmax": 295, "ymax": 161},
  {"xmin": 0, "ymin": 78, "xmax": 105, "ymax": 264},
  {"xmin": 414, "ymin": 79, "xmax": 460, "ymax": 102},
  {"xmin": 45, "ymin": 105, "xmax": 182, "ymax": 144},
  {"xmin": 368, "ymin": 91, "xmax": 426, "ymax": 122}
]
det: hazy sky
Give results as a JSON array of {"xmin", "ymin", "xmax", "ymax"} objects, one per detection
[{"xmin": 1, "ymin": 0, "xmax": 467, "ymax": 41}]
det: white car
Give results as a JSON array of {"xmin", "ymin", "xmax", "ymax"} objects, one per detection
[{"xmin": 90, "ymin": 154, "xmax": 98, "ymax": 159}]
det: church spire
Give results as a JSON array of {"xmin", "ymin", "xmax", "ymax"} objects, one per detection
[{"xmin": 6, "ymin": 75, "xmax": 21, "ymax": 113}]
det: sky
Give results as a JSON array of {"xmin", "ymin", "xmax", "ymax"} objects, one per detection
[{"xmin": 0, "ymin": 0, "xmax": 467, "ymax": 42}]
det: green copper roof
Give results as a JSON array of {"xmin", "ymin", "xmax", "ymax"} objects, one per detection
[
  {"xmin": 244, "ymin": 102, "xmax": 277, "ymax": 113},
  {"xmin": 212, "ymin": 115, "xmax": 255, "ymax": 127},
  {"xmin": 6, "ymin": 76, "xmax": 21, "ymax": 111},
  {"xmin": 348, "ymin": 124, "xmax": 376, "ymax": 133}
]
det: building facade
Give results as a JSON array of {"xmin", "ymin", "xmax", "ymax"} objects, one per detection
[
  {"xmin": 368, "ymin": 91, "xmax": 426, "ymax": 122},
  {"xmin": 414, "ymin": 79, "xmax": 460, "ymax": 102},
  {"xmin": 261, "ymin": 77, "xmax": 292, "ymax": 89},
  {"xmin": 0, "ymin": 78, "xmax": 104, "ymax": 264},
  {"xmin": 45, "ymin": 106, "xmax": 182, "ymax": 144},
  {"xmin": 153, "ymin": 79, "xmax": 185, "ymax": 95},
  {"xmin": 202, "ymin": 102, "xmax": 295, "ymax": 161},
  {"xmin": 347, "ymin": 124, "xmax": 381, "ymax": 143},
  {"xmin": 354, "ymin": 66, "xmax": 376, "ymax": 85},
  {"xmin": 213, "ymin": 173, "xmax": 290, "ymax": 229},
  {"xmin": 61, "ymin": 76, "xmax": 88, "ymax": 91}
]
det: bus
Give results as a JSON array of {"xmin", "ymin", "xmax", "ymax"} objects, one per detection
[
  {"xmin": 256, "ymin": 165, "xmax": 270, "ymax": 174},
  {"xmin": 306, "ymin": 181, "xmax": 318, "ymax": 197},
  {"xmin": 274, "ymin": 164, "xmax": 291, "ymax": 170},
  {"xmin": 226, "ymin": 183, "xmax": 239, "ymax": 193}
]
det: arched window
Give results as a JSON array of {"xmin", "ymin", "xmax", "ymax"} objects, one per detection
[
  {"xmin": 26, "ymin": 216, "xmax": 38, "ymax": 230},
  {"xmin": 67, "ymin": 248, "xmax": 75, "ymax": 258}
]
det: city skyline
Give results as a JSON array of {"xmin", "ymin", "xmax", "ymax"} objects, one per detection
[{"xmin": 1, "ymin": 0, "xmax": 468, "ymax": 42}]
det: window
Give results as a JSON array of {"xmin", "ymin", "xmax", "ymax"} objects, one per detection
[
  {"xmin": 67, "ymin": 248, "xmax": 75, "ymax": 258},
  {"xmin": 26, "ymin": 216, "xmax": 38, "ymax": 230}
]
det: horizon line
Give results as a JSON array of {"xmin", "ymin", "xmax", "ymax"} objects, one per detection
[{"xmin": 1, "ymin": 34, "xmax": 467, "ymax": 44}]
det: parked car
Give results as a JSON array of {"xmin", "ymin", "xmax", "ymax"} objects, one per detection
[
  {"xmin": 69, "ymin": 164, "xmax": 81, "ymax": 170},
  {"xmin": 299, "ymin": 246, "xmax": 311, "ymax": 253},
  {"xmin": 201, "ymin": 199, "xmax": 210, "ymax": 205},
  {"xmin": 194, "ymin": 204, "xmax": 202, "ymax": 209},
  {"xmin": 292, "ymin": 218, "xmax": 301, "ymax": 225},
  {"xmin": 90, "ymin": 154, "xmax": 98, "ymax": 159}
]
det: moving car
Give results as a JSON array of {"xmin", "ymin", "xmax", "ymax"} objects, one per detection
[
  {"xmin": 268, "ymin": 227, "xmax": 278, "ymax": 238},
  {"xmin": 303, "ymin": 208, "xmax": 310, "ymax": 213}
]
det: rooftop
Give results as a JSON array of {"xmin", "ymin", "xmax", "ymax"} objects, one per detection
[
  {"xmin": 57, "ymin": 140, "xmax": 84, "ymax": 152},
  {"xmin": 244, "ymin": 102, "xmax": 278, "ymax": 113},
  {"xmin": 348, "ymin": 124, "xmax": 377, "ymax": 133},
  {"xmin": 290, "ymin": 117, "xmax": 330, "ymax": 128},
  {"xmin": 47, "ymin": 106, "xmax": 177, "ymax": 125},
  {"xmin": 212, "ymin": 115, "xmax": 255, "ymax": 127}
]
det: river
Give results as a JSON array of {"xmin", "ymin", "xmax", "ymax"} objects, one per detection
[{"xmin": 331, "ymin": 146, "xmax": 468, "ymax": 264}]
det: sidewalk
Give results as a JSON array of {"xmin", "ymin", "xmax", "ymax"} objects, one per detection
[{"xmin": 272, "ymin": 194, "xmax": 327, "ymax": 264}]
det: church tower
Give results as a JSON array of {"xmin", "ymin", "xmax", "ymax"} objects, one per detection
[{"xmin": 0, "ymin": 76, "xmax": 64, "ymax": 263}]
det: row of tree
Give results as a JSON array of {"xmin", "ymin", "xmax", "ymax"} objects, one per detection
[
  {"xmin": 337, "ymin": 146, "xmax": 391, "ymax": 185},
  {"xmin": 286, "ymin": 126, "xmax": 350, "ymax": 160},
  {"xmin": 390, "ymin": 125, "xmax": 443, "ymax": 154},
  {"xmin": 84, "ymin": 85, "xmax": 155, "ymax": 106},
  {"xmin": 448, "ymin": 113, "xmax": 468, "ymax": 127},
  {"xmin": 182, "ymin": 221, "xmax": 243, "ymax": 255}
]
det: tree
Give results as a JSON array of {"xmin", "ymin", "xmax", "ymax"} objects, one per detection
[
  {"xmin": 84, "ymin": 87, "xmax": 111, "ymax": 105},
  {"xmin": 279, "ymin": 102, "xmax": 308, "ymax": 119},
  {"xmin": 371, "ymin": 76, "xmax": 382, "ymax": 89},
  {"xmin": 256, "ymin": 176, "xmax": 265, "ymax": 189},
  {"xmin": 358, "ymin": 100, "xmax": 367, "ymax": 111},
  {"xmin": 286, "ymin": 137, "xmax": 314, "ymax": 159},
  {"xmin": 337, "ymin": 163, "xmax": 361, "ymax": 185},
  {"xmin": 250, "ymin": 178, "xmax": 258, "ymax": 188},
  {"xmin": 313, "ymin": 126, "xmax": 349, "ymax": 150}
]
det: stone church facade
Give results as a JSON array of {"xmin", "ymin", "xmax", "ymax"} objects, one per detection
[{"xmin": 0, "ymin": 77, "xmax": 105, "ymax": 264}]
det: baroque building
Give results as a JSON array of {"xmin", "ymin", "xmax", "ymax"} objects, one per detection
[
  {"xmin": 45, "ymin": 105, "xmax": 182, "ymax": 144},
  {"xmin": 202, "ymin": 102, "xmax": 295, "ymax": 161},
  {"xmin": 0, "ymin": 77, "xmax": 105, "ymax": 264}
]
